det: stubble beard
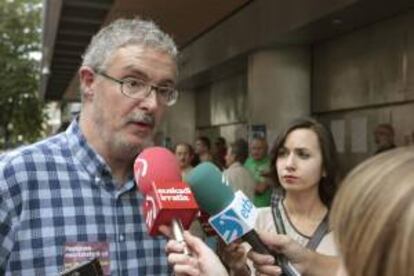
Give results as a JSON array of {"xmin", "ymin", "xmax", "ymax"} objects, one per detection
[
  {"xmin": 92, "ymin": 113, "xmax": 153, "ymax": 163},
  {"xmin": 109, "ymin": 125, "xmax": 154, "ymax": 161}
]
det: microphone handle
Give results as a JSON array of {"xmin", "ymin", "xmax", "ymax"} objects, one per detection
[
  {"xmin": 171, "ymin": 218, "xmax": 191, "ymax": 256},
  {"xmin": 242, "ymin": 231, "xmax": 300, "ymax": 276}
]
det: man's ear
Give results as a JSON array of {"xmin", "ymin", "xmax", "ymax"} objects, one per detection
[{"xmin": 79, "ymin": 66, "xmax": 96, "ymax": 98}]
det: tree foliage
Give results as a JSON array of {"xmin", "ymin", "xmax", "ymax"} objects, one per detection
[{"xmin": 0, "ymin": 0, "xmax": 46, "ymax": 149}]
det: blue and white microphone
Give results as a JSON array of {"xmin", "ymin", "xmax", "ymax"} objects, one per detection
[{"xmin": 208, "ymin": 190, "xmax": 256, "ymax": 244}]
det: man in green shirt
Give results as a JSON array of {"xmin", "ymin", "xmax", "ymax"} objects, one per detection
[{"xmin": 244, "ymin": 137, "xmax": 272, "ymax": 207}]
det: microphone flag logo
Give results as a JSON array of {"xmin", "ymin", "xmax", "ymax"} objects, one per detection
[
  {"xmin": 135, "ymin": 158, "xmax": 148, "ymax": 178},
  {"xmin": 208, "ymin": 191, "xmax": 257, "ymax": 244},
  {"xmin": 210, "ymin": 209, "xmax": 243, "ymax": 242},
  {"xmin": 144, "ymin": 195, "xmax": 157, "ymax": 229}
]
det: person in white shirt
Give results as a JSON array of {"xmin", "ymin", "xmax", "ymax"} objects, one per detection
[{"xmin": 223, "ymin": 139, "xmax": 255, "ymax": 200}]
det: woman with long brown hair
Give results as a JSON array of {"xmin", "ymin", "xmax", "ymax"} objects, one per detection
[{"xmin": 221, "ymin": 117, "xmax": 340, "ymax": 274}]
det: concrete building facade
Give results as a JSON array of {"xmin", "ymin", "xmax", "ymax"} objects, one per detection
[{"xmin": 41, "ymin": 0, "xmax": 414, "ymax": 172}]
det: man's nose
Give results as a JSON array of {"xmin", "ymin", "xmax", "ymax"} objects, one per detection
[{"xmin": 139, "ymin": 88, "xmax": 159, "ymax": 111}]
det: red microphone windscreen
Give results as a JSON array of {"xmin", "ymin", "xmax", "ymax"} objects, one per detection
[
  {"xmin": 134, "ymin": 147, "xmax": 181, "ymax": 194},
  {"xmin": 134, "ymin": 146, "xmax": 199, "ymax": 236}
]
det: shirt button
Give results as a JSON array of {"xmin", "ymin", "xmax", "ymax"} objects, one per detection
[{"xmin": 119, "ymin": 234, "xmax": 125, "ymax": 242}]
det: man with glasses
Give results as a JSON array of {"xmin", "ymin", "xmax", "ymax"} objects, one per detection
[{"xmin": 0, "ymin": 18, "xmax": 178, "ymax": 275}]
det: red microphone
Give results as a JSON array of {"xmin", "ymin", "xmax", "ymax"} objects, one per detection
[{"xmin": 134, "ymin": 147, "xmax": 199, "ymax": 254}]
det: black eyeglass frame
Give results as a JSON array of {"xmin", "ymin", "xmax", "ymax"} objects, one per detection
[{"xmin": 96, "ymin": 71, "xmax": 178, "ymax": 106}]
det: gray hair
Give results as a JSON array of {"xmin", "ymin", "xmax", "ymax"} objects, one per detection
[{"xmin": 82, "ymin": 17, "xmax": 178, "ymax": 71}]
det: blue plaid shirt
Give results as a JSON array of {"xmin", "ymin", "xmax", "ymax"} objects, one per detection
[{"xmin": 0, "ymin": 120, "xmax": 170, "ymax": 275}]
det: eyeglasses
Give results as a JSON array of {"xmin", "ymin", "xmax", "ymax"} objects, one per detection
[{"xmin": 96, "ymin": 71, "xmax": 178, "ymax": 106}]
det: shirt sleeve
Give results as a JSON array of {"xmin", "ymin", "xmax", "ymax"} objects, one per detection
[{"xmin": 0, "ymin": 161, "xmax": 21, "ymax": 273}]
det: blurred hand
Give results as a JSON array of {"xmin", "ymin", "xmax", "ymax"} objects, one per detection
[
  {"xmin": 248, "ymin": 231, "xmax": 339, "ymax": 276},
  {"xmin": 219, "ymin": 241, "xmax": 247, "ymax": 272},
  {"xmin": 164, "ymin": 230, "xmax": 228, "ymax": 276},
  {"xmin": 248, "ymin": 232, "xmax": 308, "ymax": 275}
]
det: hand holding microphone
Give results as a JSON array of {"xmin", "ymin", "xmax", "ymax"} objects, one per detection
[
  {"xmin": 134, "ymin": 147, "xmax": 199, "ymax": 255},
  {"xmin": 164, "ymin": 231, "xmax": 229, "ymax": 276}
]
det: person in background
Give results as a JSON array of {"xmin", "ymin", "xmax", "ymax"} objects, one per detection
[
  {"xmin": 373, "ymin": 123, "xmax": 396, "ymax": 154},
  {"xmin": 194, "ymin": 136, "xmax": 213, "ymax": 164},
  {"xmin": 223, "ymin": 138, "xmax": 255, "ymax": 200},
  {"xmin": 213, "ymin": 136, "xmax": 227, "ymax": 169},
  {"xmin": 217, "ymin": 138, "xmax": 257, "ymax": 272},
  {"xmin": 222, "ymin": 117, "xmax": 339, "ymax": 275},
  {"xmin": 244, "ymin": 137, "xmax": 272, "ymax": 207},
  {"xmin": 174, "ymin": 142, "xmax": 194, "ymax": 179},
  {"xmin": 0, "ymin": 17, "xmax": 178, "ymax": 275}
]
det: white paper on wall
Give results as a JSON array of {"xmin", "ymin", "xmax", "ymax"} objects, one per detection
[
  {"xmin": 351, "ymin": 117, "xmax": 367, "ymax": 153},
  {"xmin": 330, "ymin": 120, "xmax": 345, "ymax": 153}
]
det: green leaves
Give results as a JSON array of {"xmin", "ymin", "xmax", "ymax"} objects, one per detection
[{"xmin": 0, "ymin": 0, "xmax": 46, "ymax": 149}]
